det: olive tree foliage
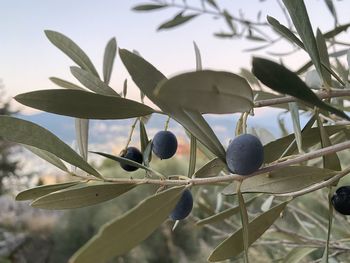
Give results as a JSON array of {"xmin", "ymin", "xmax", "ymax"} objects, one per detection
[
  {"xmin": 1, "ymin": 0, "xmax": 350, "ymax": 262},
  {"xmin": 0, "ymin": 81, "xmax": 18, "ymax": 194}
]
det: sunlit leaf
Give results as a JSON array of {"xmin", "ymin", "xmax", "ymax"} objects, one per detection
[
  {"xmin": 103, "ymin": 37, "xmax": 117, "ymax": 84},
  {"xmin": 240, "ymin": 166, "xmax": 336, "ymax": 194},
  {"xmin": 155, "ymin": 70, "xmax": 254, "ymax": 114},
  {"xmin": 208, "ymin": 201, "xmax": 289, "ymax": 261},
  {"xmin": 158, "ymin": 12, "xmax": 198, "ymax": 30},
  {"xmin": 69, "ymin": 186, "xmax": 185, "ymax": 263},
  {"xmin": 194, "ymin": 158, "xmax": 226, "ymax": 178},
  {"xmin": 23, "ymin": 145, "xmax": 68, "ymax": 172},
  {"xmin": 16, "ymin": 181, "xmax": 80, "ymax": 201},
  {"xmin": 49, "ymin": 77, "xmax": 85, "ymax": 90},
  {"xmin": 45, "ymin": 30, "xmax": 99, "ymax": 77},
  {"xmin": 31, "ymin": 181, "xmax": 135, "ymax": 209},
  {"xmin": 15, "ymin": 89, "xmax": 155, "ymax": 119},
  {"xmin": 0, "ymin": 116, "xmax": 102, "ymax": 178},
  {"xmin": 252, "ymin": 57, "xmax": 350, "ymax": 120},
  {"xmin": 70, "ymin": 66, "xmax": 119, "ymax": 96},
  {"xmin": 196, "ymin": 196, "xmax": 258, "ymax": 226}
]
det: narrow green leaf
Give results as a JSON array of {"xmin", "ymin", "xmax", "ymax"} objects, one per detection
[
  {"xmin": 237, "ymin": 186, "xmax": 249, "ymax": 262},
  {"xmin": 321, "ymin": 188, "xmax": 334, "ymax": 263},
  {"xmin": 90, "ymin": 151, "xmax": 153, "ymax": 173},
  {"xmin": 205, "ymin": 0, "xmax": 218, "ymax": 9},
  {"xmin": 143, "ymin": 140, "xmax": 153, "ymax": 167},
  {"xmin": 323, "ymin": 0, "xmax": 337, "ymax": 24},
  {"xmin": 324, "ymin": 23, "xmax": 350, "ymax": 39},
  {"xmin": 23, "ymin": 145, "xmax": 68, "ymax": 172},
  {"xmin": 317, "ymin": 115, "xmax": 341, "ymax": 171},
  {"xmin": 154, "ymin": 70, "xmax": 254, "ymax": 114},
  {"xmin": 158, "ymin": 12, "xmax": 198, "ymax": 30},
  {"xmin": 267, "ymin": 16, "xmax": 304, "ymax": 49},
  {"xmin": 188, "ymin": 135, "xmax": 197, "ymax": 177},
  {"xmin": 45, "ymin": 30, "xmax": 99, "ymax": 77},
  {"xmin": 69, "ymin": 186, "xmax": 185, "ymax": 263},
  {"xmin": 196, "ymin": 196, "xmax": 258, "ymax": 226},
  {"xmin": 208, "ymin": 201, "xmax": 288, "ymax": 261},
  {"xmin": 123, "ymin": 79, "xmax": 128, "ymax": 98},
  {"xmin": 15, "ymin": 89, "xmax": 155, "ymax": 120},
  {"xmin": 252, "ymin": 57, "xmax": 350, "ymax": 120},
  {"xmin": 316, "ymin": 29, "xmax": 332, "ymax": 87},
  {"xmin": 284, "ymin": 247, "xmax": 318, "ymax": 263},
  {"xmin": 75, "ymin": 118, "xmax": 89, "ymax": 161},
  {"xmin": 132, "ymin": 4, "xmax": 167, "ymax": 11},
  {"xmin": 0, "ymin": 116, "xmax": 102, "ymax": 178},
  {"xmin": 103, "ymin": 37, "xmax": 117, "ymax": 85},
  {"xmin": 16, "ymin": 181, "xmax": 80, "ymax": 201},
  {"xmin": 70, "ymin": 66, "xmax": 119, "ymax": 96},
  {"xmin": 31, "ymin": 182, "xmax": 135, "ymax": 209},
  {"xmin": 139, "ymin": 120, "xmax": 149, "ymax": 154},
  {"xmin": 194, "ymin": 158, "xmax": 225, "ymax": 178},
  {"xmin": 240, "ymin": 166, "xmax": 336, "ymax": 194},
  {"xmin": 49, "ymin": 77, "xmax": 85, "ymax": 90},
  {"xmin": 282, "ymin": 0, "xmax": 323, "ymax": 80},
  {"xmin": 288, "ymin": 102, "xmax": 303, "ymax": 153},
  {"xmin": 193, "ymin": 41, "xmax": 202, "ymax": 71}
]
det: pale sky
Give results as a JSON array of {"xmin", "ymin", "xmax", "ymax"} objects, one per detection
[{"xmin": 1, "ymin": 0, "xmax": 349, "ymax": 113}]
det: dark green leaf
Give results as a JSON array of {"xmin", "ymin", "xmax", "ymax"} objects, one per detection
[
  {"xmin": 139, "ymin": 120, "xmax": 149, "ymax": 153},
  {"xmin": 16, "ymin": 181, "xmax": 80, "ymax": 201},
  {"xmin": 196, "ymin": 196, "xmax": 257, "ymax": 226},
  {"xmin": 15, "ymin": 89, "xmax": 155, "ymax": 120},
  {"xmin": 324, "ymin": 0, "xmax": 337, "ymax": 24},
  {"xmin": 45, "ymin": 30, "xmax": 99, "ymax": 77},
  {"xmin": 154, "ymin": 70, "xmax": 253, "ymax": 114},
  {"xmin": 194, "ymin": 158, "xmax": 225, "ymax": 178},
  {"xmin": 49, "ymin": 77, "xmax": 85, "ymax": 90},
  {"xmin": 324, "ymin": 23, "xmax": 350, "ymax": 39},
  {"xmin": 205, "ymin": 0, "xmax": 218, "ymax": 9},
  {"xmin": 158, "ymin": 12, "xmax": 198, "ymax": 30},
  {"xmin": 252, "ymin": 57, "xmax": 350, "ymax": 120},
  {"xmin": 103, "ymin": 37, "xmax": 117, "ymax": 84},
  {"xmin": 23, "ymin": 145, "xmax": 68, "ymax": 172},
  {"xmin": 71, "ymin": 66, "xmax": 119, "ymax": 96},
  {"xmin": 69, "ymin": 186, "xmax": 185, "ymax": 263},
  {"xmin": 31, "ymin": 182, "xmax": 135, "ymax": 209},
  {"xmin": 0, "ymin": 116, "xmax": 102, "ymax": 178},
  {"xmin": 132, "ymin": 4, "xmax": 167, "ymax": 11},
  {"xmin": 316, "ymin": 29, "xmax": 332, "ymax": 86},
  {"xmin": 123, "ymin": 78, "xmax": 128, "ymax": 98},
  {"xmin": 240, "ymin": 166, "xmax": 336, "ymax": 194},
  {"xmin": 282, "ymin": 0, "xmax": 323, "ymax": 79},
  {"xmin": 208, "ymin": 201, "xmax": 288, "ymax": 261}
]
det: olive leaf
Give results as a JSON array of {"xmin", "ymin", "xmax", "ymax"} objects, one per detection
[
  {"xmin": 16, "ymin": 181, "xmax": 80, "ymax": 201},
  {"xmin": 208, "ymin": 201, "xmax": 289, "ymax": 261},
  {"xmin": 49, "ymin": 77, "xmax": 85, "ymax": 90},
  {"xmin": 103, "ymin": 37, "xmax": 117, "ymax": 85},
  {"xmin": 31, "ymin": 182, "xmax": 136, "ymax": 209},
  {"xmin": 69, "ymin": 186, "xmax": 185, "ymax": 263},
  {"xmin": 15, "ymin": 89, "xmax": 155, "ymax": 120},
  {"xmin": 0, "ymin": 116, "xmax": 102, "ymax": 178},
  {"xmin": 252, "ymin": 57, "xmax": 350, "ymax": 121},
  {"xmin": 158, "ymin": 12, "xmax": 198, "ymax": 30}
]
